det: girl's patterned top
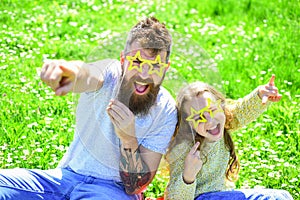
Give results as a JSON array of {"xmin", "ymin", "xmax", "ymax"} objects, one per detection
[{"xmin": 165, "ymin": 88, "xmax": 270, "ymax": 200}]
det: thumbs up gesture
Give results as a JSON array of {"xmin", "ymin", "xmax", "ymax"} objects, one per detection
[{"xmin": 258, "ymin": 74, "xmax": 282, "ymax": 105}]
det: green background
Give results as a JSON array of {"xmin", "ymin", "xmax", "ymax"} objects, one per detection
[{"xmin": 0, "ymin": 0, "xmax": 299, "ymax": 199}]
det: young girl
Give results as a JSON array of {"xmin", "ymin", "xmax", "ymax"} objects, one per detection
[{"xmin": 165, "ymin": 76, "xmax": 293, "ymax": 200}]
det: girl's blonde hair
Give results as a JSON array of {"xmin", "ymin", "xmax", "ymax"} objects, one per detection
[{"xmin": 167, "ymin": 81, "xmax": 240, "ymax": 181}]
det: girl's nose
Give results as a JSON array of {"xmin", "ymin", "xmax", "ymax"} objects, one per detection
[{"xmin": 203, "ymin": 112, "xmax": 212, "ymax": 123}]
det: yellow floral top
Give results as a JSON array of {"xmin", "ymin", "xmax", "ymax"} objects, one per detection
[{"xmin": 165, "ymin": 88, "xmax": 270, "ymax": 200}]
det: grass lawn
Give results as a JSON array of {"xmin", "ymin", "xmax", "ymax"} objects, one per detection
[{"xmin": 0, "ymin": 0, "xmax": 299, "ymax": 199}]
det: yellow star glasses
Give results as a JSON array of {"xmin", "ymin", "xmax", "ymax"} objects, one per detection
[
  {"xmin": 186, "ymin": 98, "xmax": 223, "ymax": 129},
  {"xmin": 126, "ymin": 51, "xmax": 169, "ymax": 77}
]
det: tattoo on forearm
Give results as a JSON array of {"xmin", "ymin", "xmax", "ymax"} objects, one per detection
[{"xmin": 119, "ymin": 147, "xmax": 151, "ymax": 194}]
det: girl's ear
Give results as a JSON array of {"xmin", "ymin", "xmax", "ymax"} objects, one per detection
[{"xmin": 120, "ymin": 51, "xmax": 125, "ymax": 65}]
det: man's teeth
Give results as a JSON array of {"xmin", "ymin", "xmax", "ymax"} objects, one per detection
[{"xmin": 135, "ymin": 81, "xmax": 147, "ymax": 85}]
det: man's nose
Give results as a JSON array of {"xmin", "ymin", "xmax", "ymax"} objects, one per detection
[{"xmin": 140, "ymin": 63, "xmax": 151, "ymax": 79}]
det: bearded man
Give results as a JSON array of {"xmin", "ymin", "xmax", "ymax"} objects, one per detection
[{"xmin": 0, "ymin": 17, "xmax": 177, "ymax": 200}]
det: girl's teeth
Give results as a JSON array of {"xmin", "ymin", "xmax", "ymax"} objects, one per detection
[{"xmin": 207, "ymin": 124, "xmax": 220, "ymax": 135}]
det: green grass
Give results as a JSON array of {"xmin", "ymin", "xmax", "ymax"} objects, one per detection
[{"xmin": 0, "ymin": 0, "xmax": 299, "ymax": 199}]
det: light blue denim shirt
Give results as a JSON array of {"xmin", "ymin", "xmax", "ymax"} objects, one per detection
[{"xmin": 58, "ymin": 59, "xmax": 177, "ymax": 181}]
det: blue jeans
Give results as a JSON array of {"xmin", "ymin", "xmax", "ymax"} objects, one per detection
[
  {"xmin": 0, "ymin": 167, "xmax": 141, "ymax": 200},
  {"xmin": 195, "ymin": 189, "xmax": 294, "ymax": 200}
]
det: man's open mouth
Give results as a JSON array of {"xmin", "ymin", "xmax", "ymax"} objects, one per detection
[{"xmin": 134, "ymin": 81, "xmax": 150, "ymax": 95}]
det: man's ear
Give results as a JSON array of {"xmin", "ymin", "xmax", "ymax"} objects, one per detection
[
  {"xmin": 166, "ymin": 61, "xmax": 171, "ymax": 71},
  {"xmin": 120, "ymin": 51, "xmax": 125, "ymax": 65}
]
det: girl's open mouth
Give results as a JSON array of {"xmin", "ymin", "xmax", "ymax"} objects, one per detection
[{"xmin": 207, "ymin": 124, "xmax": 220, "ymax": 136}]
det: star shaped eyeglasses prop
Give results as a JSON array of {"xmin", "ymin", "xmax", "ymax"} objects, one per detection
[
  {"xmin": 185, "ymin": 98, "xmax": 223, "ymax": 129},
  {"xmin": 125, "ymin": 51, "xmax": 169, "ymax": 77}
]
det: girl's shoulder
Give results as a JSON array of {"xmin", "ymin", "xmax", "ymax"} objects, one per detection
[{"xmin": 166, "ymin": 140, "xmax": 193, "ymax": 164}]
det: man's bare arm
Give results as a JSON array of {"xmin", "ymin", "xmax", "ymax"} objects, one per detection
[
  {"xmin": 119, "ymin": 145, "xmax": 162, "ymax": 194},
  {"xmin": 40, "ymin": 59, "xmax": 115, "ymax": 95}
]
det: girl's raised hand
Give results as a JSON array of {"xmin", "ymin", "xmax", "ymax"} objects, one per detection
[
  {"xmin": 259, "ymin": 74, "xmax": 282, "ymax": 105},
  {"xmin": 183, "ymin": 141, "xmax": 203, "ymax": 184}
]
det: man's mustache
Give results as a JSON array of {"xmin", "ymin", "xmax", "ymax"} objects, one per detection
[{"xmin": 134, "ymin": 77, "xmax": 154, "ymax": 84}]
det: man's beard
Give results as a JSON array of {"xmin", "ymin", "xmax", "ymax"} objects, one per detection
[{"xmin": 117, "ymin": 79, "xmax": 160, "ymax": 116}]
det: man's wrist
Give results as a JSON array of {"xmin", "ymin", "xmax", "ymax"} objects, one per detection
[{"xmin": 121, "ymin": 138, "xmax": 139, "ymax": 151}]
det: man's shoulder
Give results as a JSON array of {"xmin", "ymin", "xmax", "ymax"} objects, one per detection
[
  {"xmin": 152, "ymin": 86, "xmax": 177, "ymax": 119},
  {"xmin": 157, "ymin": 86, "xmax": 176, "ymax": 105}
]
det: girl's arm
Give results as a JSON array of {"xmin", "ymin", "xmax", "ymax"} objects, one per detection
[
  {"xmin": 165, "ymin": 142, "xmax": 197, "ymax": 200},
  {"xmin": 225, "ymin": 75, "xmax": 281, "ymax": 131},
  {"xmin": 225, "ymin": 87, "xmax": 269, "ymax": 131}
]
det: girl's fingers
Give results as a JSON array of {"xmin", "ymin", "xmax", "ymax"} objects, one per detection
[
  {"xmin": 268, "ymin": 74, "xmax": 275, "ymax": 86},
  {"xmin": 189, "ymin": 141, "xmax": 200, "ymax": 155},
  {"xmin": 270, "ymin": 95, "xmax": 282, "ymax": 102},
  {"xmin": 262, "ymin": 95, "xmax": 268, "ymax": 105},
  {"xmin": 261, "ymin": 74, "xmax": 279, "ymax": 105},
  {"xmin": 276, "ymin": 95, "xmax": 282, "ymax": 101},
  {"xmin": 194, "ymin": 150, "xmax": 200, "ymax": 159}
]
